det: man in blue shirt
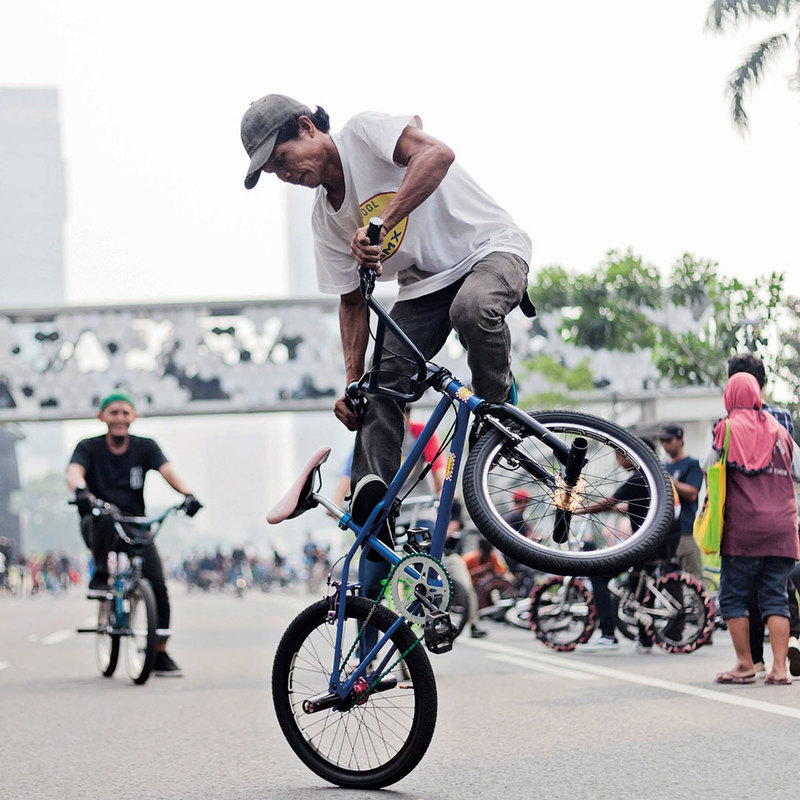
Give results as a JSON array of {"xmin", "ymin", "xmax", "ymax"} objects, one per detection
[{"xmin": 657, "ymin": 423, "xmax": 704, "ymax": 580}]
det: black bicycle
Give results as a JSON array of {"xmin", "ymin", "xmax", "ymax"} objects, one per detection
[{"xmin": 76, "ymin": 503, "xmax": 182, "ymax": 685}]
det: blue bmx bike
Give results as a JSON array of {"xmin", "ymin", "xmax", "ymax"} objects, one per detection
[
  {"xmin": 76, "ymin": 504, "xmax": 181, "ymax": 685},
  {"xmin": 268, "ymin": 220, "xmax": 673, "ymax": 789}
]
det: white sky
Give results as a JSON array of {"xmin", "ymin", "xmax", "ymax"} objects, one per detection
[{"xmin": 3, "ymin": 0, "xmax": 799, "ymax": 305}]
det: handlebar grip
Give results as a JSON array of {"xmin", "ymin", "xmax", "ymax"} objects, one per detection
[{"xmin": 367, "ymin": 217, "xmax": 383, "ymax": 246}]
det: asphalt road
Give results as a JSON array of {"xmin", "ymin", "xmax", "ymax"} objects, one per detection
[{"xmin": 2, "ymin": 584, "xmax": 800, "ymax": 800}]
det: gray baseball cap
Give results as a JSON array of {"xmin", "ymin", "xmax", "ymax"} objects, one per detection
[{"xmin": 241, "ymin": 94, "xmax": 312, "ymax": 189}]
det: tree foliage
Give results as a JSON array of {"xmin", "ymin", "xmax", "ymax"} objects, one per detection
[
  {"xmin": 705, "ymin": 0, "xmax": 800, "ymax": 131},
  {"xmin": 526, "ymin": 249, "xmax": 787, "ymax": 393}
]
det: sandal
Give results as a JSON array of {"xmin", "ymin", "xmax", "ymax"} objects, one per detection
[{"xmin": 715, "ymin": 671, "xmax": 756, "ymax": 684}]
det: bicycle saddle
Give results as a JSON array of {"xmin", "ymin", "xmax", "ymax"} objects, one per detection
[{"xmin": 267, "ymin": 447, "xmax": 331, "ymax": 524}]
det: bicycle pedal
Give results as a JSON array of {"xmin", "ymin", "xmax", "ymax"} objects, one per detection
[{"xmin": 423, "ymin": 611, "xmax": 455, "ymax": 654}]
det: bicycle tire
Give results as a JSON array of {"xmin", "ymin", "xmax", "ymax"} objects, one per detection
[
  {"xmin": 477, "ymin": 576, "xmax": 517, "ymax": 609},
  {"xmin": 447, "ymin": 579, "xmax": 470, "ymax": 639},
  {"xmin": 125, "ymin": 579, "xmax": 157, "ymax": 685},
  {"xmin": 643, "ymin": 573, "xmax": 715, "ymax": 653},
  {"xmin": 95, "ymin": 599, "xmax": 120, "ymax": 677},
  {"xmin": 463, "ymin": 410, "xmax": 674, "ymax": 576},
  {"xmin": 272, "ymin": 596, "xmax": 437, "ymax": 789},
  {"xmin": 529, "ymin": 576, "xmax": 597, "ymax": 651}
]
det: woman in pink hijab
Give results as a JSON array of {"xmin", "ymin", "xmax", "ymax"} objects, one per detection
[{"xmin": 713, "ymin": 372, "xmax": 800, "ymax": 685}]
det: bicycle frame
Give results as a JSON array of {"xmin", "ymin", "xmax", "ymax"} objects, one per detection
[
  {"xmin": 307, "ymin": 268, "xmax": 581, "ymax": 702},
  {"xmin": 317, "ymin": 380, "xmax": 472, "ymax": 696}
]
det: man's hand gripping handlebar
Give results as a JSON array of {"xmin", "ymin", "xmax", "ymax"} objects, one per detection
[{"xmin": 335, "ymin": 217, "xmax": 384, "ymax": 430}]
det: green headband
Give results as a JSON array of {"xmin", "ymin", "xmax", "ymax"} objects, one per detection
[{"xmin": 100, "ymin": 390, "xmax": 136, "ymax": 411}]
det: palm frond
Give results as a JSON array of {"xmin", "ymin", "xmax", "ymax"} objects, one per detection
[
  {"xmin": 726, "ymin": 32, "xmax": 791, "ymax": 130},
  {"xmin": 706, "ymin": 0, "xmax": 798, "ymax": 32}
]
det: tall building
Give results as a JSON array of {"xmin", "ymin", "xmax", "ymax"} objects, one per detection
[
  {"xmin": 0, "ymin": 87, "xmax": 66, "ymax": 305},
  {"xmin": 0, "ymin": 87, "xmax": 67, "ymax": 558}
]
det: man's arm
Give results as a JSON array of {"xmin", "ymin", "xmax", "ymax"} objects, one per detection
[
  {"xmin": 674, "ymin": 461, "xmax": 703, "ymax": 504},
  {"xmin": 158, "ymin": 462, "xmax": 202, "ymax": 516},
  {"xmin": 65, "ymin": 462, "xmax": 87, "ymax": 492},
  {"xmin": 158, "ymin": 462, "xmax": 194, "ymax": 495},
  {"xmin": 333, "ymin": 289, "xmax": 370, "ymax": 430},
  {"xmin": 349, "ymin": 121, "xmax": 455, "ymax": 268}
]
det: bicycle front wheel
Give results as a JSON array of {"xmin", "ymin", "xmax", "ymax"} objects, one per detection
[
  {"xmin": 125, "ymin": 579, "xmax": 157, "ymax": 684},
  {"xmin": 529, "ymin": 576, "xmax": 596, "ymax": 651},
  {"xmin": 95, "ymin": 599, "xmax": 120, "ymax": 677},
  {"xmin": 463, "ymin": 411, "xmax": 674, "ymax": 576},
  {"xmin": 644, "ymin": 573, "xmax": 715, "ymax": 653},
  {"xmin": 272, "ymin": 596, "xmax": 437, "ymax": 789}
]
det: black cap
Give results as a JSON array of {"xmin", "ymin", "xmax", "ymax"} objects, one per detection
[{"xmin": 656, "ymin": 423, "xmax": 684, "ymax": 440}]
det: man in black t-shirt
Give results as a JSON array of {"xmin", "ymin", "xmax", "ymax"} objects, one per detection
[{"xmin": 65, "ymin": 390, "xmax": 202, "ymax": 677}]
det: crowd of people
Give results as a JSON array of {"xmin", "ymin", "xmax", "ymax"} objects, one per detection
[
  {"xmin": 0, "ymin": 544, "xmax": 85, "ymax": 597},
  {"xmin": 181, "ymin": 547, "xmax": 298, "ymax": 593}
]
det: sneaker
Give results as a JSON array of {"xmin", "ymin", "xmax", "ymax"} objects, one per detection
[
  {"xmin": 635, "ymin": 641, "xmax": 653, "ymax": 654},
  {"xmin": 788, "ymin": 637, "xmax": 800, "ymax": 677},
  {"xmin": 470, "ymin": 624, "xmax": 488, "ymax": 639},
  {"xmin": 576, "ymin": 636, "xmax": 619, "ymax": 652},
  {"xmin": 87, "ymin": 571, "xmax": 109, "ymax": 599},
  {"xmin": 753, "ymin": 661, "xmax": 767, "ymax": 677},
  {"xmin": 153, "ymin": 652, "xmax": 183, "ymax": 677},
  {"xmin": 350, "ymin": 475, "xmax": 394, "ymax": 560}
]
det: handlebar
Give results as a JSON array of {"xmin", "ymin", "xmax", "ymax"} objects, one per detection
[
  {"xmin": 69, "ymin": 499, "xmax": 187, "ymax": 545},
  {"xmin": 356, "ymin": 216, "xmax": 431, "ymax": 404}
]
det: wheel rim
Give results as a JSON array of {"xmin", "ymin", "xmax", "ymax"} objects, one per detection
[
  {"xmin": 285, "ymin": 613, "xmax": 422, "ymax": 774},
  {"xmin": 95, "ymin": 602, "xmax": 112, "ymax": 671},
  {"xmin": 533, "ymin": 580, "xmax": 594, "ymax": 648},
  {"xmin": 647, "ymin": 577, "xmax": 711, "ymax": 651},
  {"xmin": 478, "ymin": 419, "xmax": 666, "ymax": 563},
  {"xmin": 126, "ymin": 589, "xmax": 149, "ymax": 678}
]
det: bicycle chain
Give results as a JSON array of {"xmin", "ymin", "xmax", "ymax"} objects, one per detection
[
  {"xmin": 389, "ymin": 553, "xmax": 453, "ymax": 625},
  {"xmin": 336, "ymin": 553, "xmax": 452, "ymax": 711}
]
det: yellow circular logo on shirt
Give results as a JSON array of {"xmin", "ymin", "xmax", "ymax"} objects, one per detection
[{"xmin": 360, "ymin": 192, "xmax": 407, "ymax": 262}]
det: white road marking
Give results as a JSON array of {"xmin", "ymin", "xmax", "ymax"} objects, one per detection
[
  {"xmin": 488, "ymin": 653, "xmax": 598, "ymax": 680},
  {"xmin": 463, "ymin": 638, "xmax": 800, "ymax": 720},
  {"xmin": 40, "ymin": 629, "xmax": 74, "ymax": 646}
]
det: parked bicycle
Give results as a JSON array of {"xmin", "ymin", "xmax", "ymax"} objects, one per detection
[
  {"xmin": 530, "ymin": 561, "xmax": 715, "ymax": 653},
  {"xmin": 267, "ymin": 222, "xmax": 674, "ymax": 789},
  {"xmin": 76, "ymin": 502, "xmax": 183, "ymax": 685}
]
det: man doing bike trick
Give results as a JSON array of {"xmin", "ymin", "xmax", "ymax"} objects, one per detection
[{"xmin": 241, "ymin": 94, "xmax": 532, "ymax": 518}]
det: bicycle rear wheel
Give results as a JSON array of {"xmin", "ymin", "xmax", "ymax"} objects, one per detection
[
  {"xmin": 529, "ymin": 576, "xmax": 596, "ymax": 651},
  {"xmin": 272, "ymin": 596, "xmax": 437, "ymax": 789},
  {"xmin": 95, "ymin": 599, "xmax": 120, "ymax": 677},
  {"xmin": 125, "ymin": 579, "xmax": 157, "ymax": 684},
  {"xmin": 463, "ymin": 411, "xmax": 674, "ymax": 576},
  {"xmin": 477, "ymin": 576, "xmax": 517, "ymax": 609},
  {"xmin": 644, "ymin": 573, "xmax": 715, "ymax": 653}
]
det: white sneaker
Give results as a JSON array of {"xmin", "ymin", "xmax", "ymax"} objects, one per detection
[
  {"xmin": 576, "ymin": 636, "xmax": 619, "ymax": 652},
  {"xmin": 635, "ymin": 641, "xmax": 653, "ymax": 654}
]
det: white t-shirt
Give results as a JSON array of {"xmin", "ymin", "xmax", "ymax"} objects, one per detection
[{"xmin": 312, "ymin": 112, "xmax": 532, "ymax": 301}]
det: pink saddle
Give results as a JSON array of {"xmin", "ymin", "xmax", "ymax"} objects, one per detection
[{"xmin": 267, "ymin": 447, "xmax": 331, "ymax": 524}]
